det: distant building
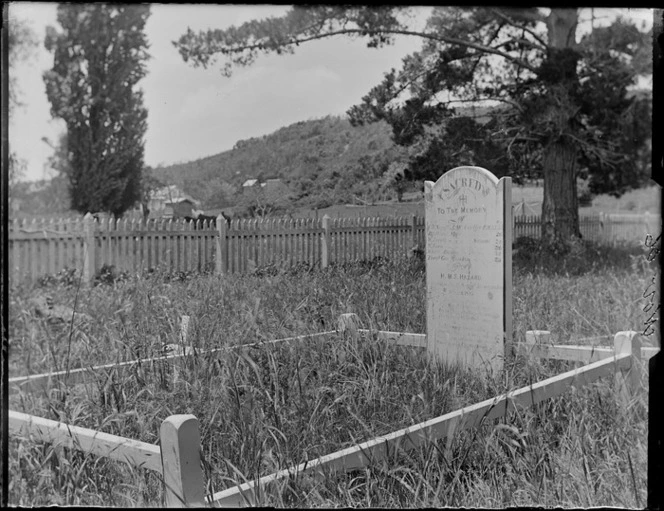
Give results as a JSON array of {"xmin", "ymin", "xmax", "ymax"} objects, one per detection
[
  {"xmin": 242, "ymin": 178, "xmax": 259, "ymax": 189},
  {"xmin": 148, "ymin": 185, "xmax": 199, "ymax": 218},
  {"xmin": 164, "ymin": 198, "xmax": 197, "ymax": 218}
]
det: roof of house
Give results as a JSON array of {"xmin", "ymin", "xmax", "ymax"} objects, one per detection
[
  {"xmin": 151, "ymin": 185, "xmax": 198, "ymax": 205},
  {"xmin": 242, "ymin": 179, "xmax": 259, "ymax": 187}
]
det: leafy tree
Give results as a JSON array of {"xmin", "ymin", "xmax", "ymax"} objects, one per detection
[
  {"xmin": 44, "ymin": 4, "xmax": 151, "ymax": 217},
  {"xmin": 173, "ymin": 7, "xmax": 651, "ymax": 245},
  {"xmin": 236, "ymin": 185, "xmax": 274, "ymax": 218}
]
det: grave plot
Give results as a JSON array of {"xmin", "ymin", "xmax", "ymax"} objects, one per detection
[
  {"xmin": 11, "ymin": 319, "xmax": 501, "ymax": 506},
  {"xmin": 8, "ymin": 167, "xmax": 656, "ymax": 507}
]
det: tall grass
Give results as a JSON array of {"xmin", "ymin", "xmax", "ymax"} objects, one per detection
[{"xmin": 8, "ymin": 240, "xmax": 655, "ymax": 506}]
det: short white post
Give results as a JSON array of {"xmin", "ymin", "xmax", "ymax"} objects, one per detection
[
  {"xmin": 525, "ymin": 330, "xmax": 551, "ymax": 345},
  {"xmin": 523, "ymin": 330, "xmax": 551, "ymax": 358},
  {"xmin": 215, "ymin": 214, "xmax": 227, "ymax": 275},
  {"xmin": 321, "ymin": 215, "xmax": 331, "ymax": 269},
  {"xmin": 337, "ymin": 313, "xmax": 360, "ymax": 341},
  {"xmin": 173, "ymin": 316, "xmax": 191, "ymax": 385},
  {"xmin": 83, "ymin": 212, "xmax": 96, "ymax": 285},
  {"xmin": 614, "ymin": 331, "xmax": 643, "ymax": 404},
  {"xmin": 180, "ymin": 316, "xmax": 190, "ymax": 344},
  {"xmin": 160, "ymin": 415, "xmax": 206, "ymax": 508}
]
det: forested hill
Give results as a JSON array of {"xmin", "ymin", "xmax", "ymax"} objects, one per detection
[{"xmin": 152, "ymin": 115, "xmax": 408, "ymax": 209}]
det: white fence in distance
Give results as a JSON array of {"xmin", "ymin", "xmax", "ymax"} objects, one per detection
[{"xmin": 8, "ymin": 211, "xmax": 659, "ymax": 284}]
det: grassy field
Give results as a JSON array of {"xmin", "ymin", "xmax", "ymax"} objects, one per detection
[
  {"xmin": 585, "ymin": 184, "xmax": 661, "ymax": 214},
  {"xmin": 512, "ymin": 183, "xmax": 661, "ymax": 215},
  {"xmin": 8, "ymin": 240, "xmax": 658, "ymax": 507}
]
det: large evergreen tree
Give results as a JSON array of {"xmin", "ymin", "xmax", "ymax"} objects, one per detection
[
  {"xmin": 44, "ymin": 4, "xmax": 151, "ymax": 217},
  {"xmin": 173, "ymin": 7, "xmax": 651, "ymax": 245}
]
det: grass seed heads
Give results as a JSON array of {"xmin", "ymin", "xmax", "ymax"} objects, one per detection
[{"xmin": 8, "ymin": 242, "xmax": 652, "ymax": 507}]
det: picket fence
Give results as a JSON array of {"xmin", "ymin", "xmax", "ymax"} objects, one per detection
[
  {"xmin": 514, "ymin": 211, "xmax": 660, "ymax": 243},
  {"xmin": 7, "ymin": 214, "xmax": 426, "ymax": 285},
  {"xmin": 8, "ymin": 211, "xmax": 659, "ymax": 284},
  {"xmin": 8, "ymin": 318, "xmax": 654, "ymax": 507}
]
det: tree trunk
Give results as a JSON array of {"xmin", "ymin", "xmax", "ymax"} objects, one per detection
[
  {"xmin": 541, "ymin": 140, "xmax": 581, "ymax": 243},
  {"xmin": 540, "ymin": 8, "xmax": 582, "ymax": 246}
]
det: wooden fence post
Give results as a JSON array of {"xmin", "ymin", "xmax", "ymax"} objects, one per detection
[
  {"xmin": 83, "ymin": 212, "xmax": 96, "ymax": 285},
  {"xmin": 523, "ymin": 330, "xmax": 551, "ymax": 358},
  {"xmin": 180, "ymin": 315, "xmax": 190, "ymax": 344},
  {"xmin": 160, "ymin": 415, "xmax": 206, "ymax": 508},
  {"xmin": 614, "ymin": 331, "xmax": 642, "ymax": 404},
  {"xmin": 337, "ymin": 313, "xmax": 360, "ymax": 341},
  {"xmin": 321, "ymin": 215, "xmax": 331, "ymax": 269},
  {"xmin": 172, "ymin": 316, "xmax": 191, "ymax": 386},
  {"xmin": 215, "ymin": 214, "xmax": 227, "ymax": 276},
  {"xmin": 410, "ymin": 213, "xmax": 417, "ymax": 248},
  {"xmin": 525, "ymin": 330, "xmax": 551, "ymax": 345}
]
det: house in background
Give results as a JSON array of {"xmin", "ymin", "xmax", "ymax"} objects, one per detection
[
  {"xmin": 242, "ymin": 177, "xmax": 289, "ymax": 201},
  {"xmin": 242, "ymin": 178, "xmax": 259, "ymax": 195},
  {"xmin": 148, "ymin": 185, "xmax": 200, "ymax": 218}
]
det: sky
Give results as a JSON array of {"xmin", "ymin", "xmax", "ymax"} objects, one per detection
[{"xmin": 8, "ymin": 4, "xmax": 654, "ymax": 183}]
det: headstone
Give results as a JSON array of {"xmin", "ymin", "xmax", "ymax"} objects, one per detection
[{"xmin": 424, "ymin": 166, "xmax": 512, "ymax": 373}]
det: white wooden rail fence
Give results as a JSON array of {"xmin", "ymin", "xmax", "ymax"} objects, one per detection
[
  {"xmin": 9, "ymin": 314, "xmax": 656, "ymax": 507},
  {"xmin": 8, "ymin": 211, "xmax": 658, "ymax": 284}
]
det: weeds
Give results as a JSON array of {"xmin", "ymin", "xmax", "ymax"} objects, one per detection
[{"xmin": 8, "ymin": 243, "xmax": 653, "ymax": 507}]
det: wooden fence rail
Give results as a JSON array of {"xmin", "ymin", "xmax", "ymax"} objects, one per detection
[
  {"xmin": 208, "ymin": 329, "xmax": 647, "ymax": 507},
  {"xmin": 210, "ymin": 351, "xmax": 635, "ymax": 507},
  {"xmin": 8, "ymin": 211, "xmax": 658, "ymax": 284},
  {"xmin": 9, "ymin": 320, "xmax": 652, "ymax": 507},
  {"xmin": 9, "ymin": 411, "xmax": 204, "ymax": 507}
]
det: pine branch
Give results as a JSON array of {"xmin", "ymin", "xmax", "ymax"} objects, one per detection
[
  {"xmin": 490, "ymin": 8, "xmax": 548, "ymax": 49},
  {"xmin": 189, "ymin": 27, "xmax": 540, "ymax": 74}
]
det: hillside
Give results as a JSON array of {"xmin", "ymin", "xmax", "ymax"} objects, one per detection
[
  {"xmin": 11, "ymin": 113, "xmax": 658, "ymax": 220},
  {"xmin": 151, "ymin": 115, "xmax": 409, "ymax": 211}
]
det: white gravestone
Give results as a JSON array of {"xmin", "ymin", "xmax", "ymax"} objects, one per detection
[{"xmin": 424, "ymin": 166, "xmax": 512, "ymax": 373}]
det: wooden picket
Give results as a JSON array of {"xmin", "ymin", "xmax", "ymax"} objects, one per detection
[{"xmin": 7, "ymin": 211, "xmax": 660, "ymax": 284}]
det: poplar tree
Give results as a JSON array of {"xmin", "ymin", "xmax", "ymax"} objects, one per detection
[{"xmin": 44, "ymin": 4, "xmax": 151, "ymax": 217}]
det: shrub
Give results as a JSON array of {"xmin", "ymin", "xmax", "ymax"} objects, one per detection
[
  {"xmin": 37, "ymin": 267, "xmax": 81, "ymax": 288},
  {"xmin": 512, "ymin": 237, "xmax": 642, "ymax": 276},
  {"xmin": 93, "ymin": 264, "xmax": 129, "ymax": 286}
]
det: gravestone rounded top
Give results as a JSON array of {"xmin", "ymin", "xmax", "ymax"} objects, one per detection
[
  {"xmin": 430, "ymin": 166, "xmax": 499, "ymax": 184},
  {"xmin": 425, "ymin": 166, "xmax": 501, "ymax": 203}
]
